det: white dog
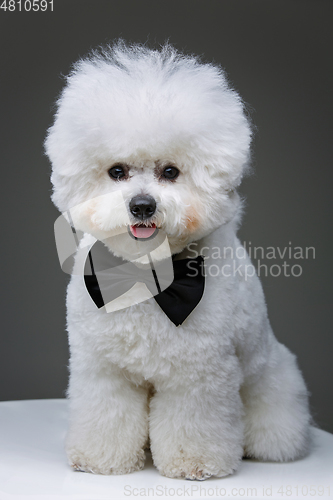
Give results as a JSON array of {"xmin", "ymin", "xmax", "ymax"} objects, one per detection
[{"xmin": 45, "ymin": 42, "xmax": 311, "ymax": 480}]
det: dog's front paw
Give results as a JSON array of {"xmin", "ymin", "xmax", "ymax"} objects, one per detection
[
  {"xmin": 156, "ymin": 453, "xmax": 239, "ymax": 480},
  {"xmin": 67, "ymin": 447, "xmax": 145, "ymax": 475}
]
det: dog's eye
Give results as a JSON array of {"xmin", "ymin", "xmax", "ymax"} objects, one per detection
[
  {"xmin": 108, "ymin": 165, "xmax": 127, "ymax": 180},
  {"xmin": 161, "ymin": 166, "xmax": 179, "ymax": 181}
]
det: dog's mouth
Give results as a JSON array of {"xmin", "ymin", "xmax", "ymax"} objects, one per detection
[{"xmin": 129, "ymin": 223, "xmax": 157, "ymax": 239}]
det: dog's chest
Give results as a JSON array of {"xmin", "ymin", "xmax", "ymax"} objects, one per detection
[
  {"xmin": 86, "ymin": 298, "xmax": 181, "ymax": 379},
  {"xmin": 82, "ymin": 296, "xmax": 227, "ymax": 384},
  {"xmin": 67, "ymin": 254, "xmax": 242, "ymax": 383}
]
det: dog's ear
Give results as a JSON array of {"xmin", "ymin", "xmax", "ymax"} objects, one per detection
[
  {"xmin": 202, "ymin": 98, "xmax": 253, "ymax": 191},
  {"xmin": 218, "ymin": 110, "xmax": 253, "ymax": 190},
  {"xmin": 189, "ymin": 104, "xmax": 252, "ymax": 192}
]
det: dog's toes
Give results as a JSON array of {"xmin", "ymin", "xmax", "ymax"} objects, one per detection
[
  {"xmin": 185, "ymin": 467, "xmax": 212, "ymax": 481},
  {"xmin": 158, "ymin": 457, "xmax": 236, "ymax": 480},
  {"xmin": 68, "ymin": 449, "xmax": 145, "ymax": 475}
]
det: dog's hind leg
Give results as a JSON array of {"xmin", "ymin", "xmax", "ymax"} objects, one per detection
[{"xmin": 241, "ymin": 339, "xmax": 311, "ymax": 462}]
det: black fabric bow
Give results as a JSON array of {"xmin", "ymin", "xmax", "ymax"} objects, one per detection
[{"xmin": 84, "ymin": 240, "xmax": 205, "ymax": 326}]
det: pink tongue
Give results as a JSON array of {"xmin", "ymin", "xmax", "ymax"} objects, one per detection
[{"xmin": 130, "ymin": 225, "xmax": 156, "ymax": 238}]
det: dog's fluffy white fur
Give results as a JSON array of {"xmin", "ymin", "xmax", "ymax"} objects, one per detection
[{"xmin": 45, "ymin": 42, "xmax": 311, "ymax": 480}]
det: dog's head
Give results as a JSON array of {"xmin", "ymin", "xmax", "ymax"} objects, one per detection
[{"xmin": 46, "ymin": 42, "xmax": 252, "ymax": 259}]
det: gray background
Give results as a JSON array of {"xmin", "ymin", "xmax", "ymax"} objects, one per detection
[{"xmin": 1, "ymin": 0, "xmax": 332, "ymax": 433}]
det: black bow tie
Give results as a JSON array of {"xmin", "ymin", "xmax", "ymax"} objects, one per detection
[{"xmin": 84, "ymin": 240, "xmax": 205, "ymax": 326}]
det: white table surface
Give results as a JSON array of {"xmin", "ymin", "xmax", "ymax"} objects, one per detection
[{"xmin": 0, "ymin": 399, "xmax": 332, "ymax": 500}]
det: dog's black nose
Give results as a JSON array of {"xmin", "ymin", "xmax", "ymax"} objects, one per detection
[{"xmin": 129, "ymin": 195, "xmax": 156, "ymax": 220}]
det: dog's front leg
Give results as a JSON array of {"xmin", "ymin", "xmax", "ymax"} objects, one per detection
[
  {"xmin": 65, "ymin": 356, "xmax": 149, "ymax": 475},
  {"xmin": 149, "ymin": 353, "xmax": 244, "ymax": 480}
]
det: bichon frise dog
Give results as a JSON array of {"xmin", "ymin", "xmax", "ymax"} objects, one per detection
[{"xmin": 45, "ymin": 41, "xmax": 311, "ymax": 480}]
